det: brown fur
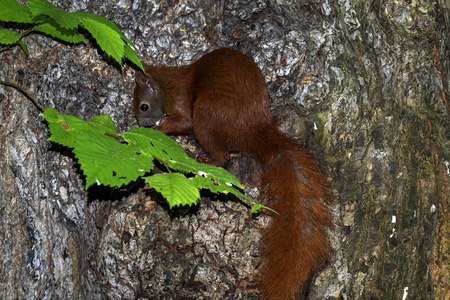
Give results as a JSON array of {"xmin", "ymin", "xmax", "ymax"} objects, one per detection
[{"xmin": 133, "ymin": 48, "xmax": 333, "ymax": 299}]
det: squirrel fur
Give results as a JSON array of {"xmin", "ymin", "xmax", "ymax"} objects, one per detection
[{"xmin": 133, "ymin": 48, "xmax": 333, "ymax": 299}]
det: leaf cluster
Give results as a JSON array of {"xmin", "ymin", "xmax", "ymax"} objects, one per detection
[
  {"xmin": 0, "ymin": 0, "xmax": 144, "ymax": 71},
  {"xmin": 43, "ymin": 108, "xmax": 268, "ymax": 213}
]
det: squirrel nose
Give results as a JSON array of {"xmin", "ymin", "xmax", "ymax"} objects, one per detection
[{"xmin": 136, "ymin": 117, "xmax": 155, "ymax": 128}]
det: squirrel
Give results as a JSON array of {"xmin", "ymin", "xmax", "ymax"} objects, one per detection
[{"xmin": 133, "ymin": 48, "xmax": 333, "ymax": 299}]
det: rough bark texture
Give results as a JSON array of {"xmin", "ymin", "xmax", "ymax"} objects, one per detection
[{"xmin": 0, "ymin": 0, "xmax": 449, "ymax": 299}]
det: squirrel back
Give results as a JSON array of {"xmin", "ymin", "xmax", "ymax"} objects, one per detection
[{"xmin": 134, "ymin": 48, "xmax": 333, "ymax": 299}]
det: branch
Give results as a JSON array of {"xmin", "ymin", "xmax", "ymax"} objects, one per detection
[{"xmin": 0, "ymin": 80, "xmax": 45, "ymax": 111}]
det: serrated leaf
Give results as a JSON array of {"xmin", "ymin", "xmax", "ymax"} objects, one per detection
[
  {"xmin": 125, "ymin": 128, "xmax": 243, "ymax": 188},
  {"xmin": 34, "ymin": 22, "xmax": 86, "ymax": 44},
  {"xmin": 80, "ymin": 17, "xmax": 125, "ymax": 67},
  {"xmin": 74, "ymin": 131, "xmax": 154, "ymax": 189},
  {"xmin": 0, "ymin": 0, "xmax": 33, "ymax": 23},
  {"xmin": 18, "ymin": 41, "xmax": 28, "ymax": 55},
  {"xmin": 145, "ymin": 173, "xmax": 200, "ymax": 208},
  {"xmin": 124, "ymin": 44, "xmax": 145, "ymax": 72},
  {"xmin": 88, "ymin": 115, "xmax": 118, "ymax": 133},
  {"xmin": 0, "ymin": 29, "xmax": 22, "ymax": 45},
  {"xmin": 43, "ymin": 107, "xmax": 154, "ymax": 188},
  {"xmin": 122, "ymin": 128, "xmax": 243, "ymax": 189},
  {"xmin": 75, "ymin": 12, "xmax": 141, "ymax": 70},
  {"xmin": 42, "ymin": 106, "xmax": 59, "ymax": 120},
  {"xmin": 122, "ymin": 127, "xmax": 189, "ymax": 161},
  {"xmin": 191, "ymin": 174, "xmax": 247, "ymax": 199},
  {"xmin": 43, "ymin": 107, "xmax": 82, "ymax": 147},
  {"xmin": 72, "ymin": 12, "xmax": 134, "ymax": 47},
  {"xmin": 167, "ymin": 158, "xmax": 243, "ymax": 188},
  {"xmin": 27, "ymin": 0, "xmax": 80, "ymax": 30},
  {"xmin": 43, "ymin": 107, "xmax": 117, "ymax": 148}
]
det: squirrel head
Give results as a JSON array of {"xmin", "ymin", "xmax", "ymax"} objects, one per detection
[{"xmin": 133, "ymin": 71, "xmax": 166, "ymax": 127}]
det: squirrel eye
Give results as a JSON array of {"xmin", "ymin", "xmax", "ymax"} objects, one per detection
[{"xmin": 140, "ymin": 103, "xmax": 149, "ymax": 112}]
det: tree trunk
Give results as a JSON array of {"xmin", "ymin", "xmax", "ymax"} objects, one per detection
[{"xmin": 0, "ymin": 0, "xmax": 448, "ymax": 299}]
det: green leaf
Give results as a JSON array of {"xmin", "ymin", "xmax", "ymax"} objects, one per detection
[
  {"xmin": 72, "ymin": 12, "xmax": 134, "ymax": 47},
  {"xmin": 124, "ymin": 129, "xmax": 244, "ymax": 189},
  {"xmin": 122, "ymin": 128, "xmax": 248, "ymax": 199},
  {"xmin": 145, "ymin": 173, "xmax": 200, "ymax": 208},
  {"xmin": 166, "ymin": 157, "xmax": 244, "ymax": 188},
  {"xmin": 251, "ymin": 203, "xmax": 263, "ymax": 214},
  {"xmin": 80, "ymin": 17, "xmax": 125, "ymax": 67},
  {"xmin": 34, "ymin": 22, "xmax": 86, "ymax": 44},
  {"xmin": 124, "ymin": 44, "xmax": 145, "ymax": 72},
  {"xmin": 122, "ymin": 127, "xmax": 189, "ymax": 162},
  {"xmin": 0, "ymin": 0, "xmax": 34, "ymax": 23},
  {"xmin": 43, "ymin": 107, "xmax": 153, "ymax": 188},
  {"xmin": 27, "ymin": 0, "xmax": 80, "ymax": 30},
  {"xmin": 18, "ymin": 41, "xmax": 29, "ymax": 55},
  {"xmin": 43, "ymin": 107, "xmax": 117, "ymax": 148},
  {"xmin": 75, "ymin": 131, "xmax": 155, "ymax": 189},
  {"xmin": 0, "ymin": 29, "xmax": 22, "ymax": 45},
  {"xmin": 191, "ymin": 174, "xmax": 247, "ymax": 199},
  {"xmin": 74, "ymin": 12, "xmax": 143, "ymax": 70}
]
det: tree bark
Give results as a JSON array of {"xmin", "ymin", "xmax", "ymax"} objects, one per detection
[{"xmin": 0, "ymin": 0, "xmax": 448, "ymax": 299}]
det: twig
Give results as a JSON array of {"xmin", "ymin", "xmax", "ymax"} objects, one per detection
[
  {"xmin": 0, "ymin": 80, "xmax": 45, "ymax": 111},
  {"xmin": 0, "ymin": 45, "xmax": 13, "ymax": 54}
]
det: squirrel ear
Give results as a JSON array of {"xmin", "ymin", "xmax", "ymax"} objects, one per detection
[{"xmin": 135, "ymin": 71, "xmax": 155, "ymax": 89}]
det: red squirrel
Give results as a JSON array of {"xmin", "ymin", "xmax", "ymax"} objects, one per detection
[{"xmin": 133, "ymin": 48, "xmax": 333, "ymax": 299}]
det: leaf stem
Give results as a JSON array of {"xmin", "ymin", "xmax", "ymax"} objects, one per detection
[
  {"xmin": 0, "ymin": 80, "xmax": 45, "ymax": 111},
  {"xmin": 21, "ymin": 27, "xmax": 35, "ymax": 38},
  {"xmin": 158, "ymin": 158, "xmax": 172, "ymax": 173},
  {"xmin": 0, "ymin": 45, "xmax": 13, "ymax": 53}
]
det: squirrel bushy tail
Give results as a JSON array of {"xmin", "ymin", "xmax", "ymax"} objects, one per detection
[{"xmin": 253, "ymin": 128, "xmax": 333, "ymax": 300}]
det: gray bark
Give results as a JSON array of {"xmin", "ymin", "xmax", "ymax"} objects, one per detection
[{"xmin": 0, "ymin": 0, "xmax": 449, "ymax": 299}]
